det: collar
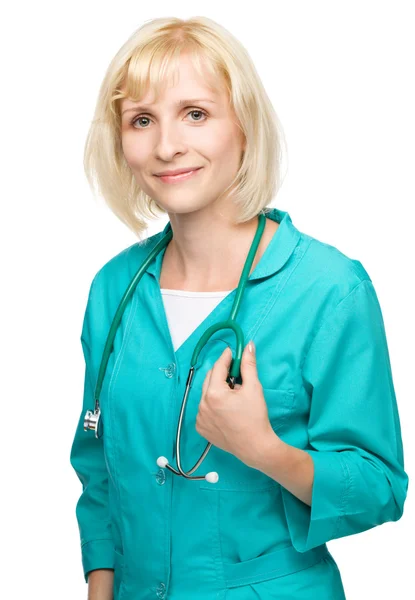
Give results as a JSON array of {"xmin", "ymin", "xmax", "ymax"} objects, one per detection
[{"xmin": 144, "ymin": 207, "xmax": 301, "ymax": 282}]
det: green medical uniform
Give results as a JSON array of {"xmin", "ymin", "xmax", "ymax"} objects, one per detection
[{"xmin": 70, "ymin": 207, "xmax": 408, "ymax": 599}]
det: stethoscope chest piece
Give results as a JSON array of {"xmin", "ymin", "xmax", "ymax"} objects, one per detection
[{"xmin": 84, "ymin": 407, "xmax": 103, "ymax": 439}]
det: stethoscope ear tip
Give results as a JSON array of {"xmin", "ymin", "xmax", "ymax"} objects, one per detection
[
  {"xmin": 157, "ymin": 456, "xmax": 169, "ymax": 468},
  {"xmin": 205, "ymin": 472, "xmax": 219, "ymax": 484}
]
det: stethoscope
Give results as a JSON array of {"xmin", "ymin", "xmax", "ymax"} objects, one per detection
[{"xmin": 84, "ymin": 212, "xmax": 267, "ymax": 484}]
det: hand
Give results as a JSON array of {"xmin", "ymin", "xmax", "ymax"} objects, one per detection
[{"xmin": 195, "ymin": 341, "xmax": 274, "ymax": 467}]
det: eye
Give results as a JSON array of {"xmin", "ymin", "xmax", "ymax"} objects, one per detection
[
  {"xmin": 187, "ymin": 109, "xmax": 207, "ymax": 123},
  {"xmin": 130, "ymin": 108, "xmax": 208, "ymax": 129}
]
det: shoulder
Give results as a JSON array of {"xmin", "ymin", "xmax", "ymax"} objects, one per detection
[
  {"xmin": 82, "ymin": 229, "xmax": 164, "ymax": 335},
  {"xmin": 298, "ymin": 230, "xmax": 372, "ymax": 307},
  {"xmin": 292, "ymin": 230, "xmax": 384, "ymax": 357},
  {"xmin": 91, "ymin": 229, "xmax": 163, "ymax": 292}
]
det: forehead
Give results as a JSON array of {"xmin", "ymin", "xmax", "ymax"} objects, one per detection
[{"xmin": 119, "ymin": 51, "xmax": 227, "ymax": 109}]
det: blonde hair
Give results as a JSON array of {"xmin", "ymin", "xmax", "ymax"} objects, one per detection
[{"xmin": 84, "ymin": 16, "xmax": 288, "ymax": 239}]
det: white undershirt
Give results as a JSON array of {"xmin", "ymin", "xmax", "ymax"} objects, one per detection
[{"xmin": 160, "ymin": 288, "xmax": 233, "ymax": 352}]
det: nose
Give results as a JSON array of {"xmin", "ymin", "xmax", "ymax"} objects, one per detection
[{"xmin": 154, "ymin": 120, "xmax": 187, "ymax": 161}]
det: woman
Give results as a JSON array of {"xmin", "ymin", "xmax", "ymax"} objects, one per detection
[{"xmin": 70, "ymin": 16, "xmax": 409, "ymax": 600}]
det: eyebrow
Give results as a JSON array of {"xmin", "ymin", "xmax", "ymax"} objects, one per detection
[{"xmin": 121, "ymin": 98, "xmax": 216, "ymax": 115}]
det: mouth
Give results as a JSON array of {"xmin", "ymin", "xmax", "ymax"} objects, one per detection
[{"xmin": 154, "ymin": 167, "xmax": 203, "ymax": 184}]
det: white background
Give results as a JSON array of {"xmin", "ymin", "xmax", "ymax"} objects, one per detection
[{"xmin": 1, "ymin": 1, "xmax": 413, "ymax": 598}]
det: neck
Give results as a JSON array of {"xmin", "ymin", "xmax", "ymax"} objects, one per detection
[{"xmin": 160, "ymin": 208, "xmax": 275, "ymax": 292}]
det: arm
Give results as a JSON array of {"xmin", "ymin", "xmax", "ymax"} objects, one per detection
[
  {"xmin": 251, "ymin": 435, "xmax": 314, "ymax": 506},
  {"xmin": 70, "ymin": 275, "xmax": 116, "ymax": 583},
  {"xmin": 260, "ymin": 278, "xmax": 408, "ymax": 552},
  {"xmin": 87, "ymin": 569, "xmax": 114, "ymax": 600}
]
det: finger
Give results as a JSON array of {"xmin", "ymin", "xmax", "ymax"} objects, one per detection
[
  {"xmin": 201, "ymin": 368, "xmax": 213, "ymax": 398},
  {"xmin": 240, "ymin": 340, "xmax": 259, "ymax": 391},
  {"xmin": 209, "ymin": 346, "xmax": 233, "ymax": 390}
]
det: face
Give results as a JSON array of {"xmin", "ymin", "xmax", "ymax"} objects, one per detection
[{"xmin": 120, "ymin": 52, "xmax": 246, "ymax": 217}]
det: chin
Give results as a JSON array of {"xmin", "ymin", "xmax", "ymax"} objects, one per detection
[{"xmin": 162, "ymin": 202, "xmax": 205, "ymax": 214}]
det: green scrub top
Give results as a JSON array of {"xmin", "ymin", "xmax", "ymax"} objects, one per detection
[{"xmin": 70, "ymin": 207, "xmax": 409, "ymax": 600}]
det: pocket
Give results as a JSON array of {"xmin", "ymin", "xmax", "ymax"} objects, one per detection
[
  {"xmin": 263, "ymin": 388, "xmax": 295, "ymax": 434},
  {"xmin": 113, "ymin": 548, "xmax": 125, "ymax": 600},
  {"xmin": 223, "ymin": 552, "xmax": 344, "ymax": 600},
  {"xmin": 197, "ymin": 484, "xmax": 330, "ymax": 596}
]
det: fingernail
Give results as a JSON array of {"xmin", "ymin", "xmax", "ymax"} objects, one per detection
[{"xmin": 248, "ymin": 340, "xmax": 255, "ymax": 354}]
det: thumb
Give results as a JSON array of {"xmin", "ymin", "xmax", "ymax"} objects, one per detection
[{"xmin": 240, "ymin": 340, "xmax": 259, "ymax": 387}]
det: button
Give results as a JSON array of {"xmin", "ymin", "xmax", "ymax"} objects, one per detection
[
  {"xmin": 156, "ymin": 582, "xmax": 166, "ymax": 598},
  {"xmin": 155, "ymin": 468, "xmax": 166, "ymax": 485},
  {"xmin": 159, "ymin": 362, "xmax": 176, "ymax": 378}
]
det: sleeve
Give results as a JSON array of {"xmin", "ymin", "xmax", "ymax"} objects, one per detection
[
  {"xmin": 280, "ymin": 277, "xmax": 409, "ymax": 552},
  {"xmin": 69, "ymin": 275, "xmax": 115, "ymax": 583}
]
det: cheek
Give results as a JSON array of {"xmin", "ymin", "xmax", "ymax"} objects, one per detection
[
  {"xmin": 202, "ymin": 125, "xmax": 242, "ymax": 162},
  {"xmin": 121, "ymin": 134, "xmax": 148, "ymax": 169}
]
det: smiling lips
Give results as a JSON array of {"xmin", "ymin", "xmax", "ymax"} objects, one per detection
[{"xmin": 155, "ymin": 167, "xmax": 203, "ymax": 183}]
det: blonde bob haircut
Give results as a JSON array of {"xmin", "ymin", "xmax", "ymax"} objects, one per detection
[{"xmin": 84, "ymin": 16, "xmax": 287, "ymax": 240}]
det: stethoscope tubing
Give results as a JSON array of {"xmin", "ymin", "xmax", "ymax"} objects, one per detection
[{"xmin": 84, "ymin": 212, "xmax": 267, "ymax": 484}]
